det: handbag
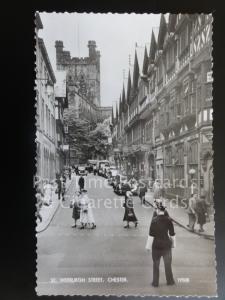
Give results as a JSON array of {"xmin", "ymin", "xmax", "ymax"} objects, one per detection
[
  {"xmin": 205, "ymin": 213, "xmax": 210, "ymax": 223},
  {"xmin": 145, "ymin": 236, "xmax": 152, "ymax": 250},
  {"xmin": 127, "ymin": 210, "xmax": 134, "ymax": 217}
]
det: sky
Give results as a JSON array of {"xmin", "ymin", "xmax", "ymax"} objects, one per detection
[{"xmin": 39, "ymin": 12, "xmax": 161, "ymax": 109}]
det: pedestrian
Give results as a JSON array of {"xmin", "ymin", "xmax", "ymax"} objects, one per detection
[
  {"xmin": 146, "ymin": 202, "xmax": 176, "ymax": 287},
  {"xmin": 93, "ymin": 165, "xmax": 97, "ymax": 176},
  {"xmin": 36, "ymin": 186, "xmax": 43, "ymax": 223},
  {"xmin": 43, "ymin": 179, "xmax": 53, "ymax": 206},
  {"xmin": 123, "ymin": 179, "xmax": 132, "ymax": 198},
  {"xmin": 123, "ymin": 191, "xmax": 138, "ymax": 228},
  {"xmin": 78, "ymin": 175, "xmax": 85, "ymax": 192},
  {"xmin": 56, "ymin": 174, "xmax": 62, "ymax": 200},
  {"xmin": 79, "ymin": 190, "xmax": 96, "ymax": 229},
  {"xmin": 153, "ymin": 179, "xmax": 162, "ymax": 200},
  {"xmin": 195, "ymin": 194, "xmax": 207, "ymax": 232},
  {"xmin": 138, "ymin": 180, "xmax": 147, "ymax": 205},
  {"xmin": 71, "ymin": 191, "xmax": 81, "ymax": 228},
  {"xmin": 186, "ymin": 193, "xmax": 197, "ymax": 231},
  {"xmin": 86, "ymin": 192, "xmax": 96, "ymax": 229},
  {"xmin": 152, "ymin": 198, "xmax": 169, "ymax": 218},
  {"xmin": 61, "ymin": 174, "xmax": 66, "ymax": 201},
  {"xmin": 75, "ymin": 165, "xmax": 78, "ymax": 175}
]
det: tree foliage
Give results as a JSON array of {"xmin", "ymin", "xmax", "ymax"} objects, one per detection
[{"xmin": 63, "ymin": 107, "xmax": 111, "ymax": 160}]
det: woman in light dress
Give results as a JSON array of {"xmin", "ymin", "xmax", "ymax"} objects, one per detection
[
  {"xmin": 79, "ymin": 190, "xmax": 96, "ymax": 229},
  {"xmin": 71, "ymin": 191, "xmax": 82, "ymax": 228},
  {"xmin": 43, "ymin": 179, "xmax": 53, "ymax": 206}
]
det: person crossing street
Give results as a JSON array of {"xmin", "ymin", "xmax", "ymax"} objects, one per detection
[
  {"xmin": 123, "ymin": 191, "xmax": 138, "ymax": 228},
  {"xmin": 146, "ymin": 202, "xmax": 176, "ymax": 287},
  {"xmin": 78, "ymin": 175, "xmax": 85, "ymax": 192}
]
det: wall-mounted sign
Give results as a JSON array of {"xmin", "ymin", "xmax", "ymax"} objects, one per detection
[{"xmin": 62, "ymin": 145, "xmax": 69, "ymax": 151}]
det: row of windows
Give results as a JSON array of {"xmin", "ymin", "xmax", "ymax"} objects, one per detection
[
  {"xmin": 40, "ymin": 99, "xmax": 56, "ymax": 141},
  {"xmin": 165, "ymin": 142, "xmax": 198, "ymax": 165},
  {"xmin": 36, "ymin": 142, "xmax": 56, "ymax": 180}
]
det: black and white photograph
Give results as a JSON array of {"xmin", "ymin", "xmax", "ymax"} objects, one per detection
[{"xmin": 35, "ymin": 12, "xmax": 216, "ymax": 296}]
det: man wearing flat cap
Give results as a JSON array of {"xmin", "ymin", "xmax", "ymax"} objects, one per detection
[{"xmin": 146, "ymin": 203, "xmax": 176, "ymax": 287}]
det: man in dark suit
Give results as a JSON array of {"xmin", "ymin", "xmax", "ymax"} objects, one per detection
[
  {"xmin": 78, "ymin": 175, "xmax": 85, "ymax": 192},
  {"xmin": 148, "ymin": 203, "xmax": 176, "ymax": 287}
]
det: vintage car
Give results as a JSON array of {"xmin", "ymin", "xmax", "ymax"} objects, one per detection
[
  {"xmin": 78, "ymin": 165, "xmax": 88, "ymax": 176},
  {"xmin": 97, "ymin": 160, "xmax": 110, "ymax": 176},
  {"xmin": 107, "ymin": 167, "xmax": 119, "ymax": 185}
]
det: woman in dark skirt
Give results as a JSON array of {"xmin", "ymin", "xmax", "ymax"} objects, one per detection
[
  {"xmin": 123, "ymin": 191, "xmax": 138, "ymax": 228},
  {"xmin": 71, "ymin": 191, "xmax": 81, "ymax": 228},
  {"xmin": 195, "ymin": 195, "xmax": 207, "ymax": 232}
]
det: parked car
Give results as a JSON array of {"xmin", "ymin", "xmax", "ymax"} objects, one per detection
[
  {"xmin": 97, "ymin": 160, "xmax": 110, "ymax": 176},
  {"xmin": 78, "ymin": 165, "xmax": 88, "ymax": 176},
  {"xmin": 107, "ymin": 167, "xmax": 118, "ymax": 184},
  {"xmin": 114, "ymin": 174, "xmax": 128, "ymax": 195},
  {"xmin": 87, "ymin": 159, "xmax": 98, "ymax": 173}
]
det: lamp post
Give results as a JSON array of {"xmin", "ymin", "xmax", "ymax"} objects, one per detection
[{"xmin": 189, "ymin": 168, "xmax": 196, "ymax": 196}]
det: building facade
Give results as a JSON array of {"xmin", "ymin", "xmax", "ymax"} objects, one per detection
[
  {"xmin": 113, "ymin": 13, "xmax": 213, "ymax": 201},
  {"xmin": 36, "ymin": 13, "xmax": 69, "ymax": 181},
  {"xmin": 55, "ymin": 40, "xmax": 112, "ymax": 165},
  {"xmin": 36, "ymin": 36, "xmax": 57, "ymax": 181},
  {"xmin": 55, "ymin": 70, "xmax": 68, "ymax": 174}
]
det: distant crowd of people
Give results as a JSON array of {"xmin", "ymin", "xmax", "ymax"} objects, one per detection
[{"xmin": 35, "ymin": 171, "xmax": 69, "ymax": 223}]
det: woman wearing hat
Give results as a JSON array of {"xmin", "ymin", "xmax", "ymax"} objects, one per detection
[
  {"xmin": 123, "ymin": 191, "xmax": 138, "ymax": 228},
  {"xmin": 71, "ymin": 191, "xmax": 82, "ymax": 228},
  {"xmin": 195, "ymin": 194, "xmax": 207, "ymax": 232},
  {"xmin": 146, "ymin": 203, "xmax": 176, "ymax": 287},
  {"xmin": 79, "ymin": 190, "xmax": 96, "ymax": 229}
]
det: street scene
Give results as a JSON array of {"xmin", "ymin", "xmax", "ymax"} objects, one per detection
[{"xmin": 35, "ymin": 13, "xmax": 216, "ymax": 296}]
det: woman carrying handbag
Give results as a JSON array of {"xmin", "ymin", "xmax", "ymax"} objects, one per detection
[{"xmin": 145, "ymin": 203, "xmax": 176, "ymax": 287}]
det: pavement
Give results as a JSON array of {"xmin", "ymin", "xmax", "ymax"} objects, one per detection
[
  {"xmin": 144, "ymin": 191, "xmax": 215, "ymax": 240},
  {"xmin": 36, "ymin": 177, "xmax": 73, "ymax": 233},
  {"xmin": 36, "ymin": 174, "xmax": 217, "ymax": 296}
]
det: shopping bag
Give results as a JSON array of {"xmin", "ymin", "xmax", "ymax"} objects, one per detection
[{"xmin": 145, "ymin": 236, "xmax": 152, "ymax": 250}]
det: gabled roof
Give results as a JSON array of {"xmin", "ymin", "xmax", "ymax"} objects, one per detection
[
  {"xmin": 122, "ymin": 84, "xmax": 126, "ymax": 113},
  {"xmin": 157, "ymin": 14, "xmax": 168, "ymax": 50},
  {"xmin": 168, "ymin": 14, "xmax": 177, "ymax": 33},
  {"xmin": 111, "ymin": 106, "xmax": 114, "ymax": 125},
  {"xmin": 142, "ymin": 46, "xmax": 149, "ymax": 76},
  {"xmin": 132, "ymin": 50, "xmax": 139, "ymax": 90},
  {"xmin": 116, "ymin": 102, "xmax": 119, "ymax": 121},
  {"xmin": 127, "ymin": 69, "xmax": 132, "ymax": 103},
  {"xmin": 35, "ymin": 12, "xmax": 43, "ymax": 30},
  {"xmin": 119, "ymin": 95, "xmax": 122, "ymax": 117},
  {"xmin": 38, "ymin": 38, "xmax": 56, "ymax": 84},
  {"xmin": 149, "ymin": 30, "xmax": 157, "ymax": 64}
]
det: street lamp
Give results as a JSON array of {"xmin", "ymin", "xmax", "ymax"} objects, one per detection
[{"xmin": 189, "ymin": 168, "xmax": 196, "ymax": 196}]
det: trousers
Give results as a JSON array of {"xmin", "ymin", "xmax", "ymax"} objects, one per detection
[{"xmin": 152, "ymin": 247, "xmax": 174, "ymax": 286}]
